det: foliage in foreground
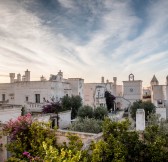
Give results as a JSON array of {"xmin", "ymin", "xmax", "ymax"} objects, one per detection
[
  {"xmin": 3, "ymin": 114, "xmax": 168, "ymax": 162},
  {"xmin": 3, "ymin": 114, "xmax": 87, "ymax": 162},
  {"xmin": 90, "ymin": 118, "xmax": 168, "ymax": 162},
  {"xmin": 3, "ymin": 114, "xmax": 56, "ymax": 161},
  {"xmin": 69, "ymin": 117, "xmax": 102, "ymax": 133}
]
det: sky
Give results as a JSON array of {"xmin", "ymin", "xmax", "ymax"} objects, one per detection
[{"xmin": 0, "ymin": 0, "xmax": 168, "ymax": 86}]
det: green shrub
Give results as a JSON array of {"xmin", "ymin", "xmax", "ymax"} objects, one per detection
[
  {"xmin": 94, "ymin": 106, "xmax": 108, "ymax": 120},
  {"xmin": 69, "ymin": 118, "xmax": 102, "ymax": 133},
  {"xmin": 77, "ymin": 106, "xmax": 93, "ymax": 118},
  {"xmin": 130, "ymin": 100, "xmax": 156, "ymax": 120}
]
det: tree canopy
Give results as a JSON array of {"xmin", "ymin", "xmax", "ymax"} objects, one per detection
[
  {"xmin": 130, "ymin": 100, "xmax": 156, "ymax": 120},
  {"xmin": 104, "ymin": 91, "xmax": 116, "ymax": 112},
  {"xmin": 61, "ymin": 95, "xmax": 82, "ymax": 119}
]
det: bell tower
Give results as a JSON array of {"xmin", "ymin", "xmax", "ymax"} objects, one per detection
[
  {"xmin": 129, "ymin": 73, "xmax": 134, "ymax": 81},
  {"xmin": 123, "ymin": 74, "xmax": 142, "ymax": 104}
]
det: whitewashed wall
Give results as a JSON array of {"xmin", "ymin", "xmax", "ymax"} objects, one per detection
[
  {"xmin": 0, "ymin": 106, "xmax": 22, "ymax": 124},
  {"xmin": 156, "ymin": 108, "xmax": 167, "ymax": 120},
  {"xmin": 58, "ymin": 110, "xmax": 71, "ymax": 129},
  {"xmin": 123, "ymin": 81, "xmax": 143, "ymax": 104},
  {"xmin": 33, "ymin": 110, "xmax": 71, "ymax": 129}
]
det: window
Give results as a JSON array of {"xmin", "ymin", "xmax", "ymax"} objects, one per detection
[
  {"xmin": 98, "ymin": 92, "xmax": 100, "ymax": 98},
  {"xmin": 35, "ymin": 94, "xmax": 40, "ymax": 103},
  {"xmin": 2, "ymin": 94, "xmax": 5, "ymax": 101},
  {"xmin": 130, "ymin": 88, "xmax": 133, "ymax": 92},
  {"xmin": 26, "ymin": 96, "xmax": 29, "ymax": 102},
  {"xmin": 157, "ymin": 100, "xmax": 162, "ymax": 105}
]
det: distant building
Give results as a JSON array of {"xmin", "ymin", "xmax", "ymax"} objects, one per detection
[
  {"xmin": 0, "ymin": 70, "xmax": 84, "ymax": 111},
  {"xmin": 84, "ymin": 76, "xmax": 122, "ymax": 108},
  {"xmin": 150, "ymin": 75, "xmax": 168, "ymax": 108},
  {"xmin": 142, "ymin": 87, "xmax": 151, "ymax": 101},
  {"xmin": 123, "ymin": 74, "xmax": 143, "ymax": 104}
]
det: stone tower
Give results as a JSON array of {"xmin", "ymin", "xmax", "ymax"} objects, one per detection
[
  {"xmin": 150, "ymin": 75, "xmax": 159, "ymax": 86},
  {"xmin": 123, "ymin": 74, "xmax": 142, "ymax": 104}
]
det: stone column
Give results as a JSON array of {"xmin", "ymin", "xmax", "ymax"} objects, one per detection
[{"xmin": 136, "ymin": 109, "xmax": 145, "ymax": 131}]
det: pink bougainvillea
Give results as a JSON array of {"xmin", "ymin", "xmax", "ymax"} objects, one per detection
[{"xmin": 3, "ymin": 113, "xmax": 32, "ymax": 141}]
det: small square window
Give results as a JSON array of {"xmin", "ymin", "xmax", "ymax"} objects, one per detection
[{"xmin": 157, "ymin": 100, "xmax": 162, "ymax": 104}]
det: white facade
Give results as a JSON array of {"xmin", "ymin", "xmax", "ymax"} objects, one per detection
[
  {"xmin": 156, "ymin": 108, "xmax": 167, "ymax": 120},
  {"xmin": 0, "ymin": 70, "xmax": 84, "ymax": 111},
  {"xmin": 33, "ymin": 110, "xmax": 71, "ymax": 129},
  {"xmin": 84, "ymin": 77, "xmax": 122, "ymax": 108},
  {"xmin": 151, "ymin": 85, "xmax": 168, "ymax": 108},
  {"xmin": 123, "ymin": 74, "xmax": 142, "ymax": 104},
  {"xmin": 67, "ymin": 78, "xmax": 84, "ymax": 101},
  {"xmin": 150, "ymin": 75, "xmax": 168, "ymax": 108}
]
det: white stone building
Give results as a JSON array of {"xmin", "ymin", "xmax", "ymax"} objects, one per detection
[
  {"xmin": 0, "ymin": 70, "xmax": 84, "ymax": 111},
  {"xmin": 150, "ymin": 75, "xmax": 168, "ymax": 108},
  {"xmin": 123, "ymin": 74, "xmax": 143, "ymax": 104},
  {"xmin": 84, "ymin": 77, "xmax": 122, "ymax": 108}
]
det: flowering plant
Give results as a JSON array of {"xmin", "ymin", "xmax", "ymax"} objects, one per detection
[
  {"xmin": 23, "ymin": 151, "xmax": 42, "ymax": 162},
  {"xmin": 3, "ymin": 113, "xmax": 32, "ymax": 141},
  {"xmin": 3, "ymin": 114, "xmax": 56, "ymax": 161}
]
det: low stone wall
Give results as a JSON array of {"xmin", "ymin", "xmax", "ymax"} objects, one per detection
[{"xmin": 56, "ymin": 129, "xmax": 103, "ymax": 149}]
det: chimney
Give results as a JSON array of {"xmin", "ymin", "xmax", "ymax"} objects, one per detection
[
  {"xmin": 25, "ymin": 69, "xmax": 30, "ymax": 81},
  {"xmin": 17, "ymin": 73, "xmax": 21, "ymax": 82},
  {"xmin": 113, "ymin": 77, "xmax": 117, "ymax": 85},
  {"xmin": 101, "ymin": 76, "xmax": 104, "ymax": 83},
  {"xmin": 106, "ymin": 79, "xmax": 109, "ymax": 83},
  {"xmin": 9, "ymin": 73, "xmax": 15, "ymax": 83},
  {"xmin": 58, "ymin": 70, "xmax": 63, "ymax": 77},
  {"xmin": 40, "ymin": 75, "xmax": 46, "ymax": 81}
]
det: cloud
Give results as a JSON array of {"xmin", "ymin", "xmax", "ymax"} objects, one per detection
[{"xmin": 0, "ymin": 0, "xmax": 168, "ymax": 86}]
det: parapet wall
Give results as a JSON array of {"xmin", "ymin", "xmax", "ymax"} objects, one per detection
[{"xmin": 56, "ymin": 129, "xmax": 103, "ymax": 150}]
